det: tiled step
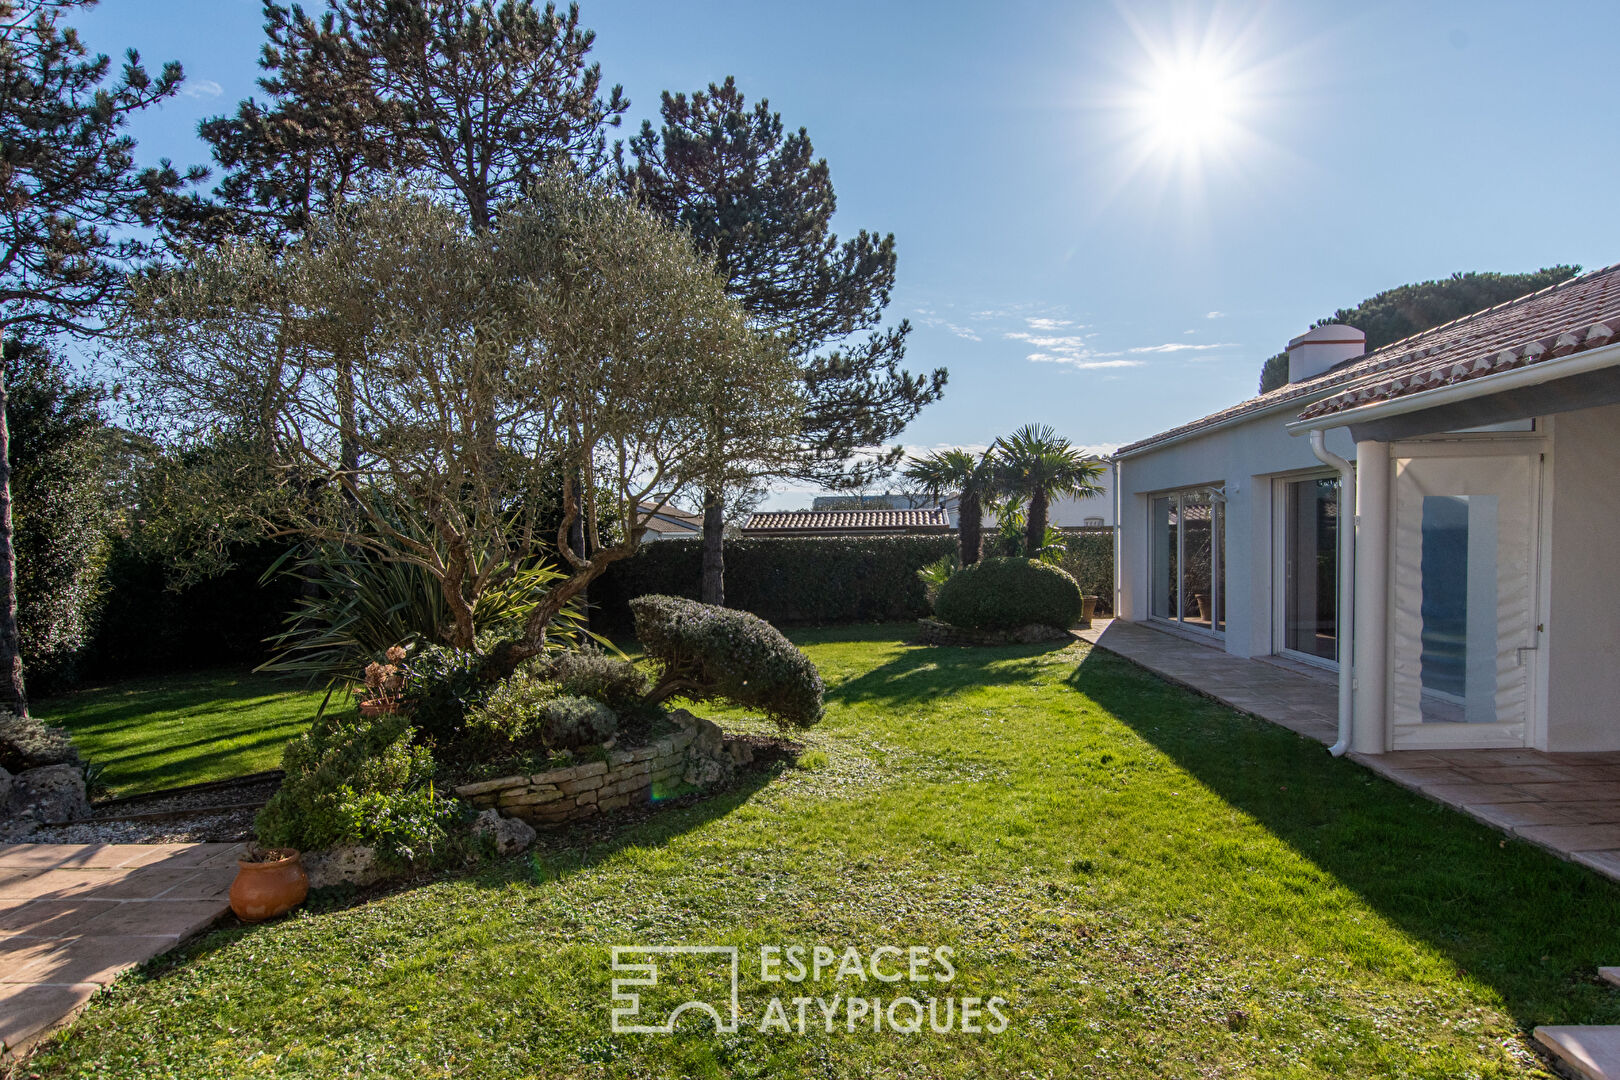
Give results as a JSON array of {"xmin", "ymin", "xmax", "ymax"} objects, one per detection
[{"xmin": 1535, "ymin": 1026, "xmax": 1620, "ymax": 1080}]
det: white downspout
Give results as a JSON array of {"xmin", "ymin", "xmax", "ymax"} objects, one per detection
[{"xmin": 1309, "ymin": 430, "xmax": 1355, "ymax": 757}]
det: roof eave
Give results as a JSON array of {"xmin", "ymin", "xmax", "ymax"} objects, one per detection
[
  {"xmin": 1285, "ymin": 338, "xmax": 1620, "ymax": 434},
  {"xmin": 1113, "ymin": 390, "xmax": 1340, "ymax": 460}
]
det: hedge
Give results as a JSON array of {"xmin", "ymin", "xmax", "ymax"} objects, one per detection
[
  {"xmin": 589, "ymin": 535, "xmax": 957, "ymax": 631},
  {"xmin": 1052, "ymin": 529, "xmax": 1114, "ymax": 614}
]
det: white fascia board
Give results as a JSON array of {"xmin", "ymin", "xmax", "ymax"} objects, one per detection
[{"xmin": 1285, "ymin": 340, "xmax": 1620, "ymax": 435}]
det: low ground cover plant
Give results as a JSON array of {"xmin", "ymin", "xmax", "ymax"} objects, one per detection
[{"xmin": 933, "ymin": 556, "xmax": 1083, "ymax": 631}]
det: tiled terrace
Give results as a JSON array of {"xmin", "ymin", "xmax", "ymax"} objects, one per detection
[
  {"xmin": 0, "ymin": 842, "xmax": 242, "ymax": 1058},
  {"xmin": 1078, "ymin": 618, "xmax": 1620, "ymax": 885}
]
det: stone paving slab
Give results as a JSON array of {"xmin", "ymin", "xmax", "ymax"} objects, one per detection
[
  {"xmin": 1079, "ymin": 619, "xmax": 1620, "ymax": 886},
  {"xmin": 0, "ymin": 842, "xmax": 242, "ymax": 1059},
  {"xmin": 1535, "ymin": 1025, "xmax": 1620, "ymax": 1080}
]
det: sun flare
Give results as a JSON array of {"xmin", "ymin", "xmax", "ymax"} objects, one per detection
[{"xmin": 1141, "ymin": 60, "xmax": 1239, "ymax": 152}]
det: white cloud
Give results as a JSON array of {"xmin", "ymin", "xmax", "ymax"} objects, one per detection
[
  {"xmin": 1025, "ymin": 316, "xmax": 1073, "ymax": 331},
  {"xmin": 1126, "ymin": 342, "xmax": 1238, "ymax": 354},
  {"xmin": 1206, "ymin": 311, "xmax": 1225, "ymax": 319},
  {"xmin": 1028, "ymin": 354, "xmax": 1142, "ymax": 369},
  {"xmin": 182, "ymin": 79, "xmax": 223, "ymax": 99}
]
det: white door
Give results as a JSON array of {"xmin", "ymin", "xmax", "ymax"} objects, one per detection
[{"xmin": 1389, "ymin": 454, "xmax": 1539, "ymax": 749}]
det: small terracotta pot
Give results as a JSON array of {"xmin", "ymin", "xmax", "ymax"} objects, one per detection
[
  {"xmin": 358, "ymin": 699, "xmax": 398, "ymax": 718},
  {"xmin": 1080, "ymin": 595, "xmax": 1099, "ymax": 620},
  {"xmin": 230, "ymin": 849, "xmax": 309, "ymax": 922}
]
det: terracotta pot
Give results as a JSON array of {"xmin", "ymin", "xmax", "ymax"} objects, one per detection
[
  {"xmin": 230, "ymin": 849, "xmax": 309, "ymax": 922},
  {"xmin": 1080, "ymin": 595, "xmax": 1098, "ymax": 620},
  {"xmin": 1194, "ymin": 593, "xmax": 1212, "ymax": 621},
  {"xmin": 358, "ymin": 699, "xmax": 398, "ymax": 718}
]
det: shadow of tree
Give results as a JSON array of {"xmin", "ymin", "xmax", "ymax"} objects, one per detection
[{"xmin": 1068, "ymin": 644, "xmax": 1620, "ymax": 1029}]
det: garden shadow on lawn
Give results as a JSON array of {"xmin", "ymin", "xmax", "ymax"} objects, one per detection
[
  {"xmin": 828, "ymin": 637, "xmax": 1074, "ymax": 707},
  {"xmin": 1068, "ymin": 644, "xmax": 1620, "ymax": 1031}
]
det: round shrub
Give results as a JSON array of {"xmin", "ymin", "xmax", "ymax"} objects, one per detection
[
  {"xmin": 538, "ymin": 695, "xmax": 619, "ymax": 749},
  {"xmin": 532, "ymin": 646, "xmax": 650, "ymax": 716},
  {"xmin": 631, "ymin": 594, "xmax": 823, "ymax": 730},
  {"xmin": 933, "ymin": 557, "xmax": 1082, "ymax": 632}
]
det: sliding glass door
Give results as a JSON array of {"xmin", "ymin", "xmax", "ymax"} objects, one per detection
[
  {"xmin": 1150, "ymin": 487, "xmax": 1224, "ymax": 634},
  {"xmin": 1283, "ymin": 477, "xmax": 1340, "ymax": 662}
]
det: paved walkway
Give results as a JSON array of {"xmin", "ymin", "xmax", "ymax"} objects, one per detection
[
  {"xmin": 0, "ymin": 842, "xmax": 242, "ymax": 1058},
  {"xmin": 1078, "ymin": 619, "xmax": 1620, "ymax": 885}
]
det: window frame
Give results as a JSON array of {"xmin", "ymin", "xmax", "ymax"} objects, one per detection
[{"xmin": 1148, "ymin": 485, "xmax": 1226, "ymax": 639}]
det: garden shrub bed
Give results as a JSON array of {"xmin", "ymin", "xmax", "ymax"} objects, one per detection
[{"xmin": 453, "ymin": 708, "xmax": 755, "ymax": 827}]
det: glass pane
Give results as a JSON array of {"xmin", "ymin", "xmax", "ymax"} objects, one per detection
[
  {"xmin": 1212, "ymin": 499, "xmax": 1226, "ymax": 633},
  {"xmin": 1419, "ymin": 494, "xmax": 1500, "ymax": 723},
  {"xmin": 1181, "ymin": 492, "xmax": 1213, "ymax": 628},
  {"xmin": 1285, "ymin": 478, "xmax": 1339, "ymax": 660},
  {"xmin": 1150, "ymin": 496, "xmax": 1178, "ymax": 620}
]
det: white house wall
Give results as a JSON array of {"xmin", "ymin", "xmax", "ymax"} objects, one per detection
[
  {"xmin": 1116, "ymin": 412, "xmax": 1357, "ymax": 659},
  {"xmin": 1544, "ymin": 403, "xmax": 1620, "ymax": 751}
]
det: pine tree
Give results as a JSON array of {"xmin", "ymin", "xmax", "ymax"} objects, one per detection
[
  {"xmin": 625, "ymin": 77, "xmax": 946, "ymax": 603},
  {"xmin": 0, "ymin": 0, "xmax": 195, "ymax": 715}
]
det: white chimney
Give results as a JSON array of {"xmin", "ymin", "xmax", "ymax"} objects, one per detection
[{"xmin": 1287, "ymin": 324, "xmax": 1365, "ymax": 384}]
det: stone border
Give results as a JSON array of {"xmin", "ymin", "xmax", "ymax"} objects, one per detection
[
  {"xmin": 915, "ymin": 617, "xmax": 1084, "ymax": 647},
  {"xmin": 452, "ymin": 709, "xmax": 753, "ymax": 828}
]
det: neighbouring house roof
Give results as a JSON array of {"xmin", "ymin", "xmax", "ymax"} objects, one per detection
[
  {"xmin": 638, "ymin": 503, "xmax": 703, "ymax": 537},
  {"xmin": 1118, "ymin": 262, "xmax": 1620, "ymax": 456},
  {"xmin": 740, "ymin": 508, "xmax": 952, "ymax": 536}
]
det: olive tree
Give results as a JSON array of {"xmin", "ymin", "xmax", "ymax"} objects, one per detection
[{"xmin": 118, "ymin": 175, "xmax": 800, "ymax": 671}]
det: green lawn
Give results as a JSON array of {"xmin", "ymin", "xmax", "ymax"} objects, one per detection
[
  {"xmin": 34, "ymin": 669, "xmax": 328, "ymax": 798},
  {"xmin": 28, "ymin": 627, "xmax": 1620, "ymax": 1078}
]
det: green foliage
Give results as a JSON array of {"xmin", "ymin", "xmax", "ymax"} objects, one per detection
[
  {"xmin": 0, "ymin": 707, "xmax": 81, "ymax": 773},
  {"xmin": 993, "ymin": 424, "xmax": 1107, "ymax": 557},
  {"xmin": 626, "ymin": 76, "xmax": 945, "ymax": 492},
  {"xmin": 1052, "ymin": 532, "xmax": 1114, "ymax": 613},
  {"xmin": 632, "ymin": 595, "xmax": 823, "ymax": 729},
  {"xmin": 531, "ymin": 647, "xmax": 650, "ymax": 717},
  {"xmin": 464, "ymin": 673, "xmax": 619, "ymax": 757},
  {"xmin": 398, "ymin": 644, "xmax": 495, "ymax": 744},
  {"xmin": 3, "ymin": 339, "xmax": 113, "ymax": 688},
  {"xmin": 903, "ymin": 447, "xmax": 994, "ymax": 565},
  {"xmin": 985, "ymin": 498, "xmax": 1066, "ymax": 563},
  {"xmin": 916, "ymin": 553, "xmax": 959, "ymax": 608},
  {"xmin": 1257, "ymin": 266, "xmax": 1580, "ymax": 393},
  {"xmin": 463, "ymin": 669, "xmax": 557, "ymax": 747},
  {"xmin": 254, "ymin": 711, "xmax": 447, "ymax": 863},
  {"xmin": 933, "ymin": 557, "xmax": 1082, "ymax": 631},
  {"xmin": 592, "ymin": 535, "xmax": 958, "ymax": 629},
  {"xmin": 536, "ymin": 695, "xmax": 619, "ymax": 750},
  {"xmin": 260, "ymin": 546, "xmax": 590, "ymax": 687}
]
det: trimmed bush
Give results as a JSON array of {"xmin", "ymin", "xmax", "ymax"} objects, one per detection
[
  {"xmin": 465, "ymin": 675, "xmax": 619, "ymax": 752},
  {"xmin": 538, "ymin": 695, "xmax": 619, "ymax": 749},
  {"xmin": 532, "ymin": 647, "xmax": 650, "ymax": 716},
  {"xmin": 933, "ymin": 557, "xmax": 1083, "ymax": 632},
  {"xmin": 592, "ymin": 535, "xmax": 958, "ymax": 630},
  {"xmin": 632, "ymin": 594, "xmax": 823, "ymax": 729},
  {"xmin": 255, "ymin": 712, "xmax": 453, "ymax": 864}
]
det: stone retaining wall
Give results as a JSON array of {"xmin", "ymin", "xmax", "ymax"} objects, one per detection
[{"xmin": 453, "ymin": 709, "xmax": 753, "ymax": 828}]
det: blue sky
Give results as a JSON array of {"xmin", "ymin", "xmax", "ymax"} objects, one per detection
[{"xmin": 75, "ymin": 0, "xmax": 1620, "ymax": 505}]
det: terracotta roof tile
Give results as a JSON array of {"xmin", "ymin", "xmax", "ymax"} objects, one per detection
[
  {"xmin": 1119, "ymin": 262, "xmax": 1620, "ymax": 454},
  {"xmin": 741, "ymin": 508, "xmax": 951, "ymax": 533}
]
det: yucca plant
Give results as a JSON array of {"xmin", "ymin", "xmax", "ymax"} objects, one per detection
[{"xmin": 258, "ymin": 547, "xmax": 594, "ymax": 689}]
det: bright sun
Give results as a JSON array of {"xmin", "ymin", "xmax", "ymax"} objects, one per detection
[{"xmin": 1140, "ymin": 60, "xmax": 1239, "ymax": 153}]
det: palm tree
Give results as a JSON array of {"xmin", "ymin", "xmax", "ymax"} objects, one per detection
[
  {"xmin": 992, "ymin": 424, "xmax": 1107, "ymax": 557},
  {"xmin": 902, "ymin": 447, "xmax": 996, "ymax": 565}
]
